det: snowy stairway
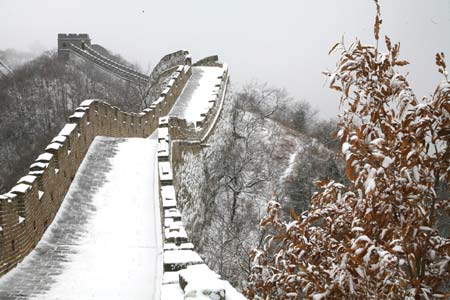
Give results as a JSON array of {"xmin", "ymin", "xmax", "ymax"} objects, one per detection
[
  {"xmin": 0, "ymin": 136, "xmax": 163, "ymax": 300},
  {"xmin": 169, "ymin": 66, "xmax": 226, "ymax": 127}
]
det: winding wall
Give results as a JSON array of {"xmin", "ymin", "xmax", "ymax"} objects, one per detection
[
  {"xmin": 68, "ymin": 43, "xmax": 149, "ymax": 84},
  {"xmin": 0, "ymin": 63, "xmax": 192, "ymax": 276},
  {"xmin": 156, "ymin": 61, "xmax": 244, "ymax": 299}
]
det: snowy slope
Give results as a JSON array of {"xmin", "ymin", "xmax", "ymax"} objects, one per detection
[
  {"xmin": 0, "ymin": 136, "xmax": 163, "ymax": 299},
  {"xmin": 174, "ymin": 91, "xmax": 327, "ymax": 287}
]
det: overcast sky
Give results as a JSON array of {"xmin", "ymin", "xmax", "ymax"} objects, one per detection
[{"xmin": 1, "ymin": 0, "xmax": 449, "ymax": 118}]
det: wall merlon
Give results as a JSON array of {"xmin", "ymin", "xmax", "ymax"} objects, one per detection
[
  {"xmin": 17, "ymin": 175, "xmax": 37, "ymax": 185},
  {"xmin": 36, "ymin": 153, "xmax": 53, "ymax": 163},
  {"xmin": 58, "ymin": 33, "xmax": 90, "ymax": 39},
  {"xmin": 10, "ymin": 184, "xmax": 31, "ymax": 195}
]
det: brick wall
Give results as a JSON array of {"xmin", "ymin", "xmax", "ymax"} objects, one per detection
[{"xmin": 0, "ymin": 62, "xmax": 192, "ymax": 276}]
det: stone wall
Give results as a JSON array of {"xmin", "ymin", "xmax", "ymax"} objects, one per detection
[
  {"xmin": 156, "ymin": 62, "xmax": 245, "ymax": 298},
  {"xmin": 193, "ymin": 55, "xmax": 220, "ymax": 67},
  {"xmin": 169, "ymin": 64, "xmax": 229, "ymax": 170},
  {"xmin": 82, "ymin": 44, "xmax": 149, "ymax": 81},
  {"xmin": 68, "ymin": 43, "xmax": 149, "ymax": 84},
  {"xmin": 146, "ymin": 50, "xmax": 192, "ymax": 103},
  {"xmin": 0, "ymin": 63, "xmax": 192, "ymax": 276},
  {"xmin": 58, "ymin": 34, "xmax": 91, "ymax": 60}
]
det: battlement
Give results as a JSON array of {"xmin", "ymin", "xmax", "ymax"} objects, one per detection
[
  {"xmin": 58, "ymin": 33, "xmax": 90, "ymax": 39},
  {"xmin": 58, "ymin": 33, "xmax": 91, "ymax": 59}
]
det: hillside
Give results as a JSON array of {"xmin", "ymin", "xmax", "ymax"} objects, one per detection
[
  {"xmin": 0, "ymin": 50, "xmax": 141, "ymax": 193},
  {"xmin": 174, "ymin": 89, "xmax": 344, "ymax": 288},
  {"xmin": 0, "ymin": 49, "xmax": 38, "ymax": 70}
]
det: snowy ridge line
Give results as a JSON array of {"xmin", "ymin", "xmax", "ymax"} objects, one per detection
[
  {"xmin": 0, "ymin": 63, "xmax": 192, "ymax": 277},
  {"xmin": 156, "ymin": 67, "xmax": 245, "ymax": 299},
  {"xmin": 68, "ymin": 43, "xmax": 148, "ymax": 83}
]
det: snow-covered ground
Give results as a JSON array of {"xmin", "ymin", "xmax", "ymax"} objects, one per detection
[
  {"xmin": 0, "ymin": 136, "xmax": 162, "ymax": 299},
  {"xmin": 169, "ymin": 66, "xmax": 224, "ymax": 125}
]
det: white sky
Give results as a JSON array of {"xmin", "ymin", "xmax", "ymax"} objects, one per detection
[{"xmin": 1, "ymin": 0, "xmax": 449, "ymax": 118}]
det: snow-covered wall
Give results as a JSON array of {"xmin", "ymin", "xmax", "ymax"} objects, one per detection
[
  {"xmin": 67, "ymin": 43, "xmax": 149, "ymax": 84},
  {"xmin": 0, "ymin": 63, "xmax": 192, "ymax": 276},
  {"xmin": 58, "ymin": 34, "xmax": 191, "ymax": 86},
  {"xmin": 169, "ymin": 64, "xmax": 229, "ymax": 141},
  {"xmin": 156, "ymin": 63, "xmax": 245, "ymax": 299}
]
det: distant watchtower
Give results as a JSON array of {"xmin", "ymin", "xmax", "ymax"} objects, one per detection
[{"xmin": 58, "ymin": 33, "xmax": 91, "ymax": 59}]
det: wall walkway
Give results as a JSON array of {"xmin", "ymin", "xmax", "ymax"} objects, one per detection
[{"xmin": 0, "ymin": 136, "xmax": 162, "ymax": 300}]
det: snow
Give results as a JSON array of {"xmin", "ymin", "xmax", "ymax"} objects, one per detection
[
  {"xmin": 165, "ymin": 225, "xmax": 188, "ymax": 242},
  {"xmin": 45, "ymin": 142, "xmax": 63, "ymax": 151},
  {"xmin": 158, "ymin": 127, "xmax": 169, "ymax": 141},
  {"xmin": 364, "ymin": 168, "xmax": 377, "ymax": 194},
  {"xmin": 222, "ymin": 281, "xmax": 247, "ymax": 300},
  {"xmin": 161, "ymin": 283, "xmax": 184, "ymax": 300},
  {"xmin": 179, "ymin": 264, "xmax": 245, "ymax": 300},
  {"xmin": 169, "ymin": 66, "xmax": 224, "ymax": 126},
  {"xmin": 159, "ymin": 116, "xmax": 169, "ymax": 126},
  {"xmin": 165, "ymin": 208, "xmax": 182, "ymax": 219},
  {"xmin": 29, "ymin": 170, "xmax": 44, "ymax": 176},
  {"xmin": 382, "ymin": 156, "xmax": 393, "ymax": 168},
  {"xmin": 161, "ymin": 185, "xmax": 177, "ymax": 208},
  {"xmin": 164, "ymin": 243, "xmax": 194, "ymax": 251},
  {"xmin": 69, "ymin": 111, "xmax": 85, "ymax": 119},
  {"xmin": 280, "ymin": 151, "xmax": 298, "ymax": 183},
  {"xmin": 158, "ymin": 139, "xmax": 170, "ymax": 158},
  {"xmin": 30, "ymin": 162, "xmax": 49, "ymax": 170},
  {"xmin": 18, "ymin": 175, "xmax": 37, "ymax": 185},
  {"xmin": 184, "ymin": 279, "xmax": 225, "ymax": 299},
  {"xmin": 164, "ymin": 250, "xmax": 203, "ymax": 266},
  {"xmin": 58, "ymin": 123, "xmax": 77, "ymax": 136},
  {"xmin": 179, "ymin": 264, "xmax": 221, "ymax": 286},
  {"xmin": 36, "ymin": 152, "xmax": 53, "ymax": 162},
  {"xmin": 342, "ymin": 142, "xmax": 351, "ymax": 155},
  {"xmin": 0, "ymin": 137, "xmax": 163, "ymax": 299},
  {"xmin": 163, "ymin": 271, "xmax": 180, "ymax": 284},
  {"xmin": 312, "ymin": 291, "xmax": 329, "ymax": 300},
  {"xmin": 159, "ymin": 161, "xmax": 173, "ymax": 182},
  {"xmin": 51, "ymin": 135, "xmax": 67, "ymax": 144},
  {"xmin": 11, "ymin": 183, "xmax": 31, "ymax": 194}
]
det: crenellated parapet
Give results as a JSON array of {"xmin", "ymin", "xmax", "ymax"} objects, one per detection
[
  {"xmin": 168, "ymin": 63, "xmax": 229, "ymax": 142},
  {"xmin": 0, "ymin": 63, "xmax": 192, "ymax": 276},
  {"xmin": 57, "ymin": 33, "xmax": 153, "ymax": 85},
  {"xmin": 58, "ymin": 33, "xmax": 91, "ymax": 60},
  {"xmin": 145, "ymin": 50, "xmax": 192, "ymax": 105},
  {"xmin": 155, "ymin": 60, "xmax": 244, "ymax": 299}
]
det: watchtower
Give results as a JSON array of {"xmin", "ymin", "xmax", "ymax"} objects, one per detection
[{"xmin": 58, "ymin": 33, "xmax": 91, "ymax": 59}]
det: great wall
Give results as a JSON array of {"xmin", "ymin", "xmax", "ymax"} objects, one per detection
[{"xmin": 0, "ymin": 34, "xmax": 244, "ymax": 299}]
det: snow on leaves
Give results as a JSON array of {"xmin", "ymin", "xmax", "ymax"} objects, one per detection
[{"xmin": 246, "ymin": 3, "xmax": 450, "ymax": 299}]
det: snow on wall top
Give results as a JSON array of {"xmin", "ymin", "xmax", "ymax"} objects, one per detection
[{"xmin": 169, "ymin": 66, "xmax": 225, "ymax": 126}]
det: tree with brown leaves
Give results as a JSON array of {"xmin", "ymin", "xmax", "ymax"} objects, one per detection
[{"xmin": 245, "ymin": 1, "xmax": 450, "ymax": 299}]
